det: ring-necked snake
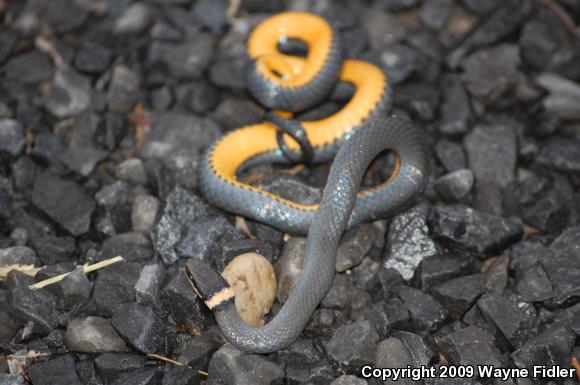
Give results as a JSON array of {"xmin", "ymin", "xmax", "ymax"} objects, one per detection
[{"xmin": 186, "ymin": 12, "xmax": 431, "ymax": 353}]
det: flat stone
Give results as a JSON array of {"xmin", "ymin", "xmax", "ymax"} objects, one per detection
[
  {"xmin": 101, "ymin": 232, "xmax": 153, "ymax": 262},
  {"xmin": 44, "ymin": 70, "xmax": 91, "ymax": 118},
  {"xmin": 336, "ymin": 224, "xmax": 375, "ymax": 272},
  {"xmin": 28, "ymin": 354, "xmax": 82, "ymax": 385},
  {"xmin": 149, "ymin": 36, "xmax": 213, "ymax": 79},
  {"xmin": 429, "ymin": 204, "xmax": 523, "ymax": 256},
  {"xmin": 107, "ymin": 65, "xmax": 139, "ymax": 113},
  {"xmin": 258, "ymin": 173, "xmax": 321, "ymax": 206},
  {"xmin": 110, "ymin": 368, "xmax": 162, "ymax": 385},
  {"xmin": 434, "ymin": 169, "xmax": 474, "ymax": 202},
  {"xmin": 363, "ymin": 299, "xmax": 409, "ymax": 339},
  {"xmin": 435, "ymin": 139, "xmax": 466, "ymax": 172},
  {"xmin": 477, "ymin": 294, "xmax": 525, "ymax": 347},
  {"xmin": 536, "ymin": 137, "xmax": 580, "ymax": 174},
  {"xmin": 94, "ymin": 353, "xmax": 145, "ymax": 384},
  {"xmin": 92, "ymin": 262, "xmax": 141, "ymax": 317},
  {"xmin": 115, "ymin": 158, "xmax": 148, "ymax": 185},
  {"xmin": 326, "ymin": 320, "xmax": 379, "ymax": 374},
  {"xmin": 60, "ymin": 145, "xmax": 108, "ymax": 176},
  {"xmin": 439, "ymin": 75, "xmax": 473, "ymax": 135},
  {"xmin": 74, "ymin": 41, "xmax": 112, "ymax": 74},
  {"xmin": 65, "ymin": 316, "xmax": 127, "ymax": 353},
  {"xmin": 132, "ymin": 194, "xmax": 160, "ymax": 233},
  {"xmin": 111, "ymin": 302, "xmax": 169, "ymax": 355},
  {"xmin": 31, "ymin": 174, "xmax": 96, "ymax": 236},
  {"xmin": 432, "ymin": 274, "xmax": 485, "ymax": 320},
  {"xmin": 6, "ymin": 50, "xmax": 53, "ymax": 84},
  {"xmin": 135, "ymin": 262, "xmax": 166, "ymax": 313},
  {"xmin": 0, "ymin": 246, "xmax": 36, "ymax": 266},
  {"xmin": 516, "ymin": 264, "xmax": 554, "ymax": 302},
  {"xmin": 395, "ymin": 285, "xmax": 448, "ymax": 332},
  {"xmin": 437, "ymin": 325, "xmax": 505, "ymax": 367}
]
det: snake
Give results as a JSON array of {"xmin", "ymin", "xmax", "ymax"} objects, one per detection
[{"xmin": 186, "ymin": 12, "xmax": 431, "ymax": 353}]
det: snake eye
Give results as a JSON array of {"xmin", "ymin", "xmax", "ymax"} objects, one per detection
[{"xmin": 185, "ymin": 258, "xmax": 234, "ymax": 310}]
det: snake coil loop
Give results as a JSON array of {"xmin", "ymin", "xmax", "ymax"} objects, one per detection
[{"xmin": 191, "ymin": 12, "xmax": 431, "ymax": 353}]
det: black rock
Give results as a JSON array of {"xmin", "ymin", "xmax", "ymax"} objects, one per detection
[
  {"xmin": 331, "ymin": 375, "xmax": 368, "ymax": 385},
  {"xmin": 516, "ymin": 264, "xmax": 554, "ymax": 303},
  {"xmin": 0, "ymin": 246, "xmax": 36, "ymax": 266},
  {"xmin": 460, "ymin": 44, "xmax": 521, "ymax": 105},
  {"xmin": 372, "ymin": 0, "xmax": 422, "ymax": 11},
  {"xmin": 0, "ymin": 119, "xmax": 25, "ymax": 156},
  {"xmin": 439, "ymin": 75, "xmax": 473, "ymax": 135},
  {"xmin": 95, "ymin": 181, "xmax": 132, "ymax": 237},
  {"xmin": 207, "ymin": 344, "xmax": 284, "ymax": 385},
  {"xmin": 162, "ymin": 365, "xmax": 202, "ymax": 385},
  {"xmin": 54, "ymin": 267, "xmax": 91, "ymax": 311},
  {"xmin": 275, "ymin": 237, "xmax": 305, "ymax": 304},
  {"xmin": 149, "ymin": 36, "xmax": 213, "ymax": 79},
  {"xmin": 76, "ymin": 359, "xmax": 104, "ymax": 385},
  {"xmin": 536, "ymin": 137, "xmax": 580, "ymax": 174},
  {"xmin": 376, "ymin": 44, "xmax": 418, "ymax": 84},
  {"xmin": 160, "ymin": 264, "xmax": 213, "ymax": 333},
  {"xmin": 476, "ymin": 294, "xmax": 525, "ymax": 348},
  {"xmin": 175, "ymin": 215, "xmax": 244, "ymax": 263},
  {"xmin": 135, "ymin": 262, "xmax": 167, "ymax": 313},
  {"xmin": 175, "ymin": 81, "xmax": 220, "ymax": 114},
  {"xmin": 446, "ymin": 0, "xmax": 533, "ymax": 68},
  {"xmin": 484, "ymin": 255, "xmax": 509, "ymax": 295},
  {"xmin": 428, "ymin": 204, "xmax": 523, "ymax": 256},
  {"xmin": 102, "ymin": 232, "xmax": 153, "ymax": 262},
  {"xmin": 370, "ymin": 267, "xmax": 405, "ymax": 300},
  {"xmin": 432, "ymin": 274, "xmax": 485, "ymax": 320},
  {"xmin": 511, "ymin": 322, "xmax": 576, "ymax": 370},
  {"xmin": 0, "ymin": 189, "xmax": 12, "ymax": 221},
  {"xmin": 152, "ymin": 186, "xmax": 218, "ymax": 265},
  {"xmin": 519, "ymin": 8, "xmax": 580, "ymax": 81},
  {"xmin": 0, "ymin": 27, "xmax": 18, "ymax": 64},
  {"xmin": 421, "ymin": 0, "xmax": 453, "ymax": 30},
  {"xmin": 173, "ymin": 333, "xmax": 221, "ymax": 371},
  {"xmin": 5, "ymin": 50, "xmax": 54, "ymax": 84},
  {"xmin": 31, "ymin": 132, "xmax": 66, "ymax": 163},
  {"xmin": 92, "ymin": 262, "xmax": 141, "ymax": 317},
  {"xmin": 28, "ymin": 354, "xmax": 82, "ymax": 385},
  {"xmin": 6, "ymin": 271, "xmax": 59, "ymax": 339},
  {"xmin": 107, "ymin": 65, "xmax": 140, "ymax": 114},
  {"xmin": 31, "ymin": 174, "xmax": 96, "ymax": 236},
  {"xmin": 395, "ymin": 82, "xmax": 440, "ymax": 122},
  {"xmin": 94, "ymin": 353, "xmax": 145, "ymax": 384},
  {"xmin": 114, "ymin": 158, "xmax": 148, "ymax": 185},
  {"xmin": 59, "ymin": 144, "xmax": 108, "ymax": 177},
  {"xmin": 65, "ymin": 316, "xmax": 128, "ymax": 354},
  {"xmin": 322, "ymin": 274, "xmax": 350, "ymax": 310},
  {"xmin": 258, "ymin": 173, "xmax": 321, "ymax": 206},
  {"xmin": 209, "ymin": 50, "xmax": 249, "ymax": 92},
  {"xmin": 434, "ymin": 169, "xmax": 474, "ymax": 202},
  {"xmin": 0, "ymin": 311, "xmax": 18, "ymax": 343},
  {"xmin": 285, "ymin": 359, "xmax": 334, "ymax": 385},
  {"xmin": 273, "ymin": 336, "xmax": 323, "ymax": 367},
  {"xmin": 30, "ymin": 236, "xmax": 75, "ymax": 265},
  {"xmin": 522, "ymin": 188, "xmax": 569, "ymax": 233},
  {"xmin": 74, "ymin": 42, "xmax": 112, "ymax": 74},
  {"xmin": 326, "ymin": 320, "xmax": 379, "ymax": 374},
  {"xmin": 111, "ymin": 368, "xmax": 162, "ymax": 385},
  {"xmin": 394, "ymin": 285, "xmax": 448, "ymax": 332},
  {"xmin": 463, "ymin": 123, "xmax": 517, "ymax": 215},
  {"xmin": 517, "ymin": 173, "xmax": 551, "ymax": 207},
  {"xmin": 383, "ymin": 201, "xmax": 437, "ymax": 280},
  {"xmin": 192, "ymin": 0, "xmax": 228, "ymax": 35},
  {"xmin": 535, "ymin": 72, "xmax": 580, "ymax": 120},
  {"xmin": 111, "ymin": 302, "xmax": 169, "ymax": 355},
  {"xmin": 363, "ymin": 299, "xmax": 410, "ymax": 339},
  {"xmin": 112, "ymin": 3, "xmax": 153, "ymax": 35},
  {"xmin": 11, "ymin": 156, "xmax": 38, "ymax": 193},
  {"xmin": 435, "ymin": 140, "xmax": 466, "ymax": 172},
  {"xmin": 540, "ymin": 227, "xmax": 580, "ymax": 306},
  {"xmin": 437, "ymin": 325, "xmax": 505, "ymax": 367}
]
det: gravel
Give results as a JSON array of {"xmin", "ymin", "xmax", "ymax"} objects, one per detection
[{"xmin": 0, "ymin": 1, "xmax": 579, "ymax": 383}]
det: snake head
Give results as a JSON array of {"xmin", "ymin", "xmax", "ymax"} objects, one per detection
[{"xmin": 185, "ymin": 258, "xmax": 234, "ymax": 311}]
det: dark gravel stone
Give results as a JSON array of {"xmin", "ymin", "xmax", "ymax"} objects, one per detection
[
  {"xmin": 446, "ymin": 0, "xmax": 533, "ymax": 69},
  {"xmin": 213, "ymin": 98, "xmax": 264, "ymax": 130},
  {"xmin": 394, "ymin": 285, "xmax": 448, "ymax": 332},
  {"xmin": 421, "ymin": 0, "xmax": 453, "ymax": 30},
  {"xmin": 438, "ymin": 75, "xmax": 473, "ymax": 135},
  {"xmin": 94, "ymin": 353, "xmax": 145, "ymax": 384},
  {"xmin": 219, "ymin": 238, "xmax": 279, "ymax": 271},
  {"xmin": 6, "ymin": 271, "xmax": 59, "ymax": 338},
  {"xmin": 335, "ymin": 224, "xmax": 375, "ymax": 272},
  {"xmin": 535, "ymin": 72, "xmax": 580, "ymax": 120},
  {"xmin": 383, "ymin": 201, "xmax": 437, "ymax": 280},
  {"xmin": 477, "ymin": 294, "xmax": 525, "ymax": 348},
  {"xmin": 460, "ymin": 44, "xmax": 521, "ymax": 105},
  {"xmin": 519, "ymin": 8, "xmax": 580, "ymax": 81},
  {"xmin": 372, "ymin": 0, "xmax": 422, "ymax": 11},
  {"xmin": 209, "ymin": 49, "xmax": 249, "ymax": 92},
  {"xmin": 111, "ymin": 302, "xmax": 169, "ymax": 355},
  {"xmin": 434, "ymin": 169, "xmax": 474, "ymax": 202},
  {"xmin": 437, "ymin": 325, "xmax": 505, "ymax": 367},
  {"xmin": 101, "ymin": 232, "xmax": 153, "ymax": 262},
  {"xmin": 435, "ymin": 139, "xmax": 466, "ymax": 172},
  {"xmin": 0, "ymin": 246, "xmax": 36, "ymax": 266},
  {"xmin": 28, "ymin": 354, "xmax": 82, "ymax": 385},
  {"xmin": 115, "ymin": 158, "xmax": 148, "ymax": 185},
  {"xmin": 322, "ymin": 274, "xmax": 350, "ymax": 310},
  {"xmin": 429, "ymin": 204, "xmax": 523, "ymax": 256},
  {"xmin": 31, "ymin": 174, "xmax": 96, "ymax": 236},
  {"xmin": 326, "ymin": 320, "xmax": 379, "ymax": 374},
  {"xmin": 11, "ymin": 156, "xmax": 38, "ymax": 193},
  {"xmin": 173, "ymin": 333, "xmax": 221, "ymax": 372},
  {"xmin": 107, "ymin": 65, "xmax": 140, "ymax": 114},
  {"xmin": 149, "ymin": 35, "xmax": 213, "ymax": 79},
  {"xmin": 6, "ymin": 50, "xmax": 54, "ymax": 84},
  {"xmin": 60, "ymin": 144, "xmax": 108, "ymax": 177},
  {"xmin": 484, "ymin": 255, "xmax": 509, "ymax": 295},
  {"xmin": 175, "ymin": 81, "xmax": 220, "ymax": 114},
  {"xmin": 536, "ymin": 137, "xmax": 580, "ymax": 174},
  {"xmin": 522, "ymin": 188, "xmax": 569, "ymax": 233},
  {"xmin": 516, "ymin": 264, "xmax": 554, "ymax": 302},
  {"xmin": 151, "ymin": 185, "xmax": 218, "ymax": 265},
  {"xmin": 160, "ymin": 264, "xmax": 213, "ymax": 333},
  {"xmin": 395, "ymin": 82, "xmax": 440, "ymax": 122},
  {"xmin": 541, "ymin": 226, "xmax": 580, "ymax": 306},
  {"xmin": 258, "ymin": 173, "xmax": 321, "ymax": 206},
  {"xmin": 111, "ymin": 368, "xmax": 162, "ymax": 385},
  {"xmin": 92, "ymin": 262, "xmax": 141, "ymax": 317},
  {"xmin": 74, "ymin": 42, "xmax": 112, "ymax": 74},
  {"xmin": 175, "ymin": 215, "xmax": 244, "ymax": 263},
  {"xmin": 30, "ymin": 236, "xmax": 75, "ymax": 265},
  {"xmin": 432, "ymin": 274, "xmax": 485, "ymax": 320},
  {"xmin": 275, "ymin": 237, "xmax": 305, "ymax": 304},
  {"xmin": 113, "ymin": 3, "xmax": 153, "ymax": 35},
  {"xmin": 192, "ymin": 0, "xmax": 228, "ymax": 35},
  {"xmin": 207, "ymin": 344, "xmax": 284, "ymax": 385},
  {"xmin": 0, "ymin": 119, "xmax": 25, "ymax": 156},
  {"xmin": 0, "ymin": 311, "xmax": 18, "ymax": 343},
  {"xmin": 463, "ymin": 123, "xmax": 517, "ymax": 215},
  {"xmin": 0, "ymin": 27, "xmax": 18, "ymax": 64},
  {"xmin": 370, "ymin": 267, "xmax": 405, "ymax": 300},
  {"xmin": 76, "ymin": 359, "xmax": 103, "ymax": 385},
  {"xmin": 65, "ymin": 316, "xmax": 127, "ymax": 353},
  {"xmin": 95, "ymin": 181, "xmax": 132, "ymax": 237},
  {"xmin": 511, "ymin": 322, "xmax": 576, "ymax": 370},
  {"xmin": 285, "ymin": 359, "xmax": 334, "ymax": 385},
  {"xmin": 45, "ymin": 70, "xmax": 92, "ymax": 118},
  {"xmin": 363, "ymin": 298, "xmax": 409, "ymax": 339},
  {"xmin": 54, "ymin": 267, "xmax": 91, "ymax": 311},
  {"xmin": 375, "ymin": 44, "xmax": 418, "ymax": 84},
  {"xmin": 135, "ymin": 262, "xmax": 166, "ymax": 313},
  {"xmin": 331, "ymin": 375, "xmax": 368, "ymax": 385}
]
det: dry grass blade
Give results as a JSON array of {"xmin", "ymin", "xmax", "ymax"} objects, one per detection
[
  {"xmin": 0, "ymin": 264, "xmax": 42, "ymax": 281},
  {"xmin": 146, "ymin": 353, "xmax": 208, "ymax": 376}
]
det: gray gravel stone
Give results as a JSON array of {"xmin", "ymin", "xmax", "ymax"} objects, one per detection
[
  {"xmin": 113, "ymin": 3, "xmax": 152, "ymax": 34},
  {"xmin": 0, "ymin": 119, "xmax": 25, "ymax": 156},
  {"xmin": 275, "ymin": 237, "xmax": 305, "ymax": 304},
  {"xmin": 45, "ymin": 70, "xmax": 91, "ymax": 118},
  {"xmin": 131, "ymin": 194, "xmax": 160, "ymax": 233},
  {"xmin": 149, "ymin": 35, "xmax": 213, "ymax": 79},
  {"xmin": 0, "ymin": 246, "xmax": 36, "ymax": 266},
  {"xmin": 28, "ymin": 354, "xmax": 82, "ymax": 385},
  {"xmin": 111, "ymin": 302, "xmax": 169, "ymax": 355},
  {"xmin": 107, "ymin": 65, "xmax": 140, "ymax": 113},
  {"xmin": 65, "ymin": 316, "xmax": 128, "ymax": 353},
  {"xmin": 115, "ymin": 158, "xmax": 148, "ymax": 185},
  {"xmin": 335, "ymin": 224, "xmax": 375, "ymax": 272},
  {"xmin": 326, "ymin": 320, "xmax": 379, "ymax": 374},
  {"xmin": 434, "ymin": 169, "xmax": 474, "ymax": 202}
]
